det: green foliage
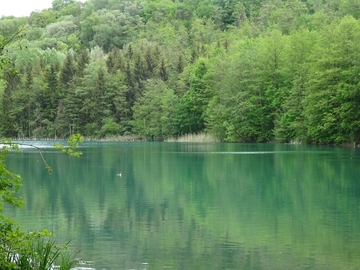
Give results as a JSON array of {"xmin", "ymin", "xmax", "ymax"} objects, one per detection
[
  {"xmin": 54, "ymin": 133, "xmax": 84, "ymax": 157},
  {"xmin": 29, "ymin": 10, "xmax": 57, "ymax": 28},
  {"xmin": 0, "ymin": 140, "xmax": 23, "ymax": 210},
  {"xmin": 52, "ymin": 0, "xmax": 76, "ymax": 11},
  {"xmin": 132, "ymin": 79, "xmax": 178, "ymax": 140},
  {"xmin": 174, "ymin": 59, "xmax": 210, "ymax": 135},
  {"xmin": 99, "ymin": 117, "xmax": 121, "ymax": 137},
  {"xmin": 205, "ymin": 39, "xmax": 272, "ymax": 142},
  {"xmin": 90, "ymin": 9, "xmax": 142, "ymax": 52},
  {"xmin": 1, "ymin": 0, "xmax": 360, "ymax": 143},
  {"xmin": 303, "ymin": 16, "xmax": 360, "ymax": 143},
  {"xmin": 3, "ymin": 232, "xmax": 77, "ymax": 270}
]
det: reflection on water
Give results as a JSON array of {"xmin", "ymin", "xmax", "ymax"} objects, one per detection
[{"xmin": 4, "ymin": 142, "xmax": 360, "ymax": 269}]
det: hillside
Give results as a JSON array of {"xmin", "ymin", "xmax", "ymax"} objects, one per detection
[{"xmin": 1, "ymin": 0, "xmax": 360, "ymax": 144}]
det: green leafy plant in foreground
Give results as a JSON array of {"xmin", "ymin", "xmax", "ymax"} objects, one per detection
[
  {"xmin": 5, "ymin": 231, "xmax": 77, "ymax": 270},
  {"xmin": 0, "ymin": 135, "xmax": 83, "ymax": 269}
]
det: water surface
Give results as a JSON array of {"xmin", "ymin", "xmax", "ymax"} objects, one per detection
[{"xmin": 4, "ymin": 142, "xmax": 360, "ymax": 269}]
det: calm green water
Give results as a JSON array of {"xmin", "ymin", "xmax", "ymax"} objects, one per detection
[{"xmin": 4, "ymin": 142, "xmax": 360, "ymax": 270}]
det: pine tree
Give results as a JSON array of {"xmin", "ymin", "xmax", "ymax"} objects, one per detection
[
  {"xmin": 144, "ymin": 47, "xmax": 157, "ymax": 75},
  {"xmin": 60, "ymin": 52, "xmax": 76, "ymax": 88},
  {"xmin": 75, "ymin": 49, "xmax": 90, "ymax": 78},
  {"xmin": 106, "ymin": 47, "xmax": 119, "ymax": 74},
  {"xmin": 134, "ymin": 53, "xmax": 147, "ymax": 94},
  {"xmin": 176, "ymin": 53, "xmax": 184, "ymax": 74},
  {"xmin": 158, "ymin": 58, "xmax": 168, "ymax": 81}
]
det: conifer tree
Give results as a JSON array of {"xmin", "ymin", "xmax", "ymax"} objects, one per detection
[
  {"xmin": 145, "ymin": 47, "xmax": 157, "ymax": 75},
  {"xmin": 75, "ymin": 49, "xmax": 90, "ymax": 78},
  {"xmin": 60, "ymin": 52, "xmax": 76, "ymax": 88},
  {"xmin": 159, "ymin": 58, "xmax": 168, "ymax": 81}
]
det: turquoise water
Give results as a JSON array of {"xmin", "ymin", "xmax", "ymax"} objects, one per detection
[{"xmin": 4, "ymin": 142, "xmax": 360, "ymax": 269}]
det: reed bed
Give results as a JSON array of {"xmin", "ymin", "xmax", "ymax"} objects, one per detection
[{"xmin": 166, "ymin": 133, "xmax": 219, "ymax": 143}]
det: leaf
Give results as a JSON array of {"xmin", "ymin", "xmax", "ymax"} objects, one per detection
[{"xmin": 54, "ymin": 133, "xmax": 84, "ymax": 157}]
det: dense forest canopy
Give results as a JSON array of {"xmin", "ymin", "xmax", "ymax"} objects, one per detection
[{"xmin": 1, "ymin": 0, "xmax": 360, "ymax": 144}]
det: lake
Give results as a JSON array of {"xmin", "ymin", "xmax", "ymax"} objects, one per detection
[{"xmin": 4, "ymin": 142, "xmax": 360, "ymax": 269}]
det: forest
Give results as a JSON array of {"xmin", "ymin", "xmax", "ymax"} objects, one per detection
[{"xmin": 1, "ymin": 0, "xmax": 360, "ymax": 144}]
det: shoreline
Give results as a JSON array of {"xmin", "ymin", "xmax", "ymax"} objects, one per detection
[{"xmin": 5, "ymin": 135, "xmax": 360, "ymax": 147}]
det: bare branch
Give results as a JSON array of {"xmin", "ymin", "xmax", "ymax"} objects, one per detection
[{"xmin": 1, "ymin": 142, "xmax": 52, "ymax": 174}]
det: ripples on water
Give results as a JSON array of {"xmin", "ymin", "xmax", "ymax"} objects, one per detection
[{"xmin": 4, "ymin": 142, "xmax": 360, "ymax": 270}]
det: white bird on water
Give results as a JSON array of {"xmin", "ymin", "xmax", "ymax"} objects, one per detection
[{"xmin": 116, "ymin": 172, "xmax": 122, "ymax": 177}]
